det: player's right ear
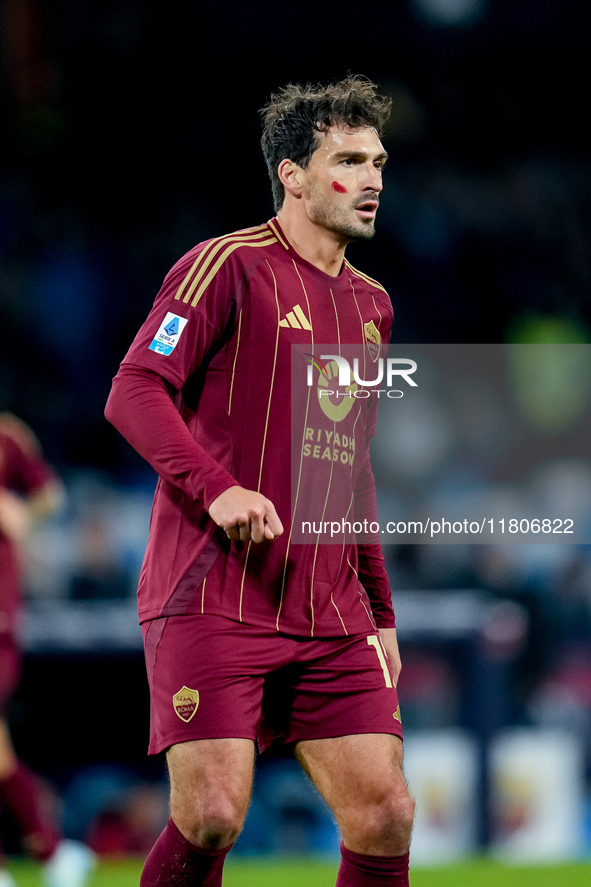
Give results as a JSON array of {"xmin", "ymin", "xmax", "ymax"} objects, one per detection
[{"xmin": 277, "ymin": 159, "xmax": 303, "ymax": 200}]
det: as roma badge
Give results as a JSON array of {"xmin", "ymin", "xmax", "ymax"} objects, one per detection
[
  {"xmin": 173, "ymin": 686, "xmax": 200, "ymax": 723},
  {"xmin": 364, "ymin": 320, "xmax": 381, "ymax": 363}
]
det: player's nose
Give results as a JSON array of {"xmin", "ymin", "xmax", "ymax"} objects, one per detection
[{"xmin": 364, "ymin": 164, "xmax": 383, "ymax": 193}]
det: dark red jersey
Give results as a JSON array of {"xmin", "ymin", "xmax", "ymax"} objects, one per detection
[
  {"xmin": 0, "ymin": 415, "xmax": 55, "ymax": 641},
  {"xmin": 106, "ymin": 219, "xmax": 395, "ymax": 636}
]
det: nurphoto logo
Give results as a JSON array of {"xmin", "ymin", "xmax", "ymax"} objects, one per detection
[{"xmin": 304, "ymin": 353, "xmax": 418, "ymax": 398}]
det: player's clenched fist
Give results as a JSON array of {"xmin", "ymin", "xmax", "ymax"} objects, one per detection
[{"xmin": 208, "ymin": 485, "xmax": 284, "ymax": 543}]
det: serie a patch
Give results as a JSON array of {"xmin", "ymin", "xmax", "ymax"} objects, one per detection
[{"xmin": 149, "ymin": 312, "xmax": 188, "ymax": 355}]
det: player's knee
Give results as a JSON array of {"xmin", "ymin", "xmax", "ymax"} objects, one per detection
[
  {"xmin": 376, "ymin": 790, "xmax": 415, "ymax": 846},
  {"xmin": 174, "ymin": 797, "xmax": 247, "ymax": 850},
  {"xmin": 394, "ymin": 790, "xmax": 416, "ymax": 839},
  {"xmin": 347, "ymin": 789, "xmax": 415, "ymax": 854}
]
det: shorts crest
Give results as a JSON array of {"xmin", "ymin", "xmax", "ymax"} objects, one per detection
[{"xmin": 173, "ymin": 686, "xmax": 200, "ymax": 722}]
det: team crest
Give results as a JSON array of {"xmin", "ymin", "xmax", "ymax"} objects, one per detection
[
  {"xmin": 393, "ymin": 705, "xmax": 402, "ymax": 723},
  {"xmin": 173, "ymin": 686, "xmax": 200, "ymax": 723},
  {"xmin": 364, "ymin": 320, "xmax": 381, "ymax": 363}
]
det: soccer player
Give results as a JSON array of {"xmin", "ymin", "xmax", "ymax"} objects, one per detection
[
  {"xmin": 0, "ymin": 413, "xmax": 95, "ymax": 887},
  {"xmin": 105, "ymin": 76, "xmax": 415, "ymax": 886}
]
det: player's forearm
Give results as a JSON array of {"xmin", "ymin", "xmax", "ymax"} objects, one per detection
[
  {"xmin": 357, "ymin": 542, "xmax": 396, "ymax": 628},
  {"xmin": 105, "ymin": 365, "xmax": 238, "ymax": 509},
  {"xmin": 354, "ymin": 452, "xmax": 395, "ymax": 627}
]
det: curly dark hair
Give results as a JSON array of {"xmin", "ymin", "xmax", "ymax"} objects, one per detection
[{"xmin": 260, "ymin": 76, "xmax": 391, "ymax": 212}]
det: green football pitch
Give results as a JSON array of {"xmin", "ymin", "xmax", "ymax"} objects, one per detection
[{"xmin": 5, "ymin": 856, "xmax": 591, "ymax": 886}]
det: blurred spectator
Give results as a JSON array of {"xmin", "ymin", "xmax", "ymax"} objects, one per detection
[
  {"xmin": 86, "ymin": 785, "xmax": 168, "ymax": 859},
  {"xmin": 0, "ymin": 413, "xmax": 94, "ymax": 887}
]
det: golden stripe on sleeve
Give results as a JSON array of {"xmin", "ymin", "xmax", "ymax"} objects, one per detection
[
  {"xmin": 174, "ymin": 225, "xmax": 271, "ymax": 303},
  {"xmin": 190, "ymin": 237, "xmax": 277, "ymax": 307},
  {"xmin": 183, "ymin": 228, "xmax": 273, "ymax": 305}
]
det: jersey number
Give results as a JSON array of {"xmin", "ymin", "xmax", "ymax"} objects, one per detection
[{"xmin": 367, "ymin": 635, "xmax": 393, "ymax": 688}]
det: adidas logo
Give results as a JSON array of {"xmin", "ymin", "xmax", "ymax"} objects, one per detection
[{"xmin": 279, "ymin": 303, "xmax": 312, "ymax": 330}]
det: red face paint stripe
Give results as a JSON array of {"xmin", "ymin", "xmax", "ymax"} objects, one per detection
[{"xmin": 331, "ymin": 181, "xmax": 347, "ymax": 193}]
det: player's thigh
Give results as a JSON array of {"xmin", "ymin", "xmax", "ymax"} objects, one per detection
[
  {"xmin": 167, "ymin": 737, "xmax": 255, "ymax": 840},
  {"xmin": 295, "ymin": 732, "xmax": 414, "ymax": 853},
  {"xmin": 296, "ymin": 731, "xmax": 406, "ymax": 811}
]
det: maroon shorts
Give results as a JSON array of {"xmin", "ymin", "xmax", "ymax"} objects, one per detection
[
  {"xmin": 0, "ymin": 639, "xmax": 21, "ymax": 716},
  {"xmin": 142, "ymin": 614, "xmax": 403, "ymax": 755}
]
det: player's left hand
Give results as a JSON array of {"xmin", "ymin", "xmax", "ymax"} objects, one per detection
[
  {"xmin": 378, "ymin": 626, "xmax": 402, "ymax": 687},
  {"xmin": 0, "ymin": 488, "xmax": 31, "ymax": 542},
  {"xmin": 208, "ymin": 484, "xmax": 284, "ymax": 544}
]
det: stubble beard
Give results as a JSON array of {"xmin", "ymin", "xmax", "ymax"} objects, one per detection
[{"xmin": 309, "ymin": 196, "xmax": 376, "ymax": 243}]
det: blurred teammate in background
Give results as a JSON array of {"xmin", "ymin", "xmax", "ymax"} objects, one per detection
[
  {"xmin": 0, "ymin": 413, "xmax": 94, "ymax": 887},
  {"xmin": 106, "ymin": 76, "xmax": 414, "ymax": 886}
]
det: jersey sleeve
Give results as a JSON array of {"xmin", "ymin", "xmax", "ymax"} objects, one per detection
[
  {"xmin": 105, "ymin": 366, "xmax": 238, "ymax": 509},
  {"xmin": 354, "ymin": 447, "xmax": 395, "ymax": 629},
  {"xmin": 105, "ymin": 244, "xmax": 243, "ymax": 508},
  {"xmin": 118, "ymin": 244, "xmax": 242, "ymax": 390}
]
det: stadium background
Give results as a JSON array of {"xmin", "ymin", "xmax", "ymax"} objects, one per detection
[{"xmin": 1, "ymin": 0, "xmax": 591, "ymax": 878}]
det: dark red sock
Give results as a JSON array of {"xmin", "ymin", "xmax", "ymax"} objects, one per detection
[
  {"xmin": 336, "ymin": 842, "xmax": 410, "ymax": 886},
  {"xmin": 0, "ymin": 761, "xmax": 60, "ymax": 862},
  {"xmin": 140, "ymin": 818, "xmax": 232, "ymax": 886}
]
